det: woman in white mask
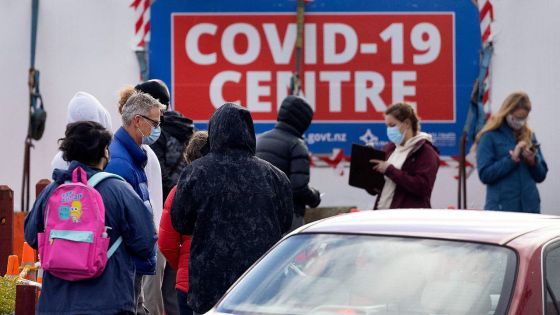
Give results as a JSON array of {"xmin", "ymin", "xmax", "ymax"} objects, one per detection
[
  {"xmin": 473, "ymin": 91, "xmax": 547, "ymax": 213},
  {"xmin": 370, "ymin": 102, "xmax": 440, "ymax": 209}
]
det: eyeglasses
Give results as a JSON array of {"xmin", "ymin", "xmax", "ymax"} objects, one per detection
[{"xmin": 138, "ymin": 115, "xmax": 161, "ymax": 128}]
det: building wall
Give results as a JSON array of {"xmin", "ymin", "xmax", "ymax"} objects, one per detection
[
  {"xmin": 1, "ymin": 0, "xmax": 558, "ymax": 213},
  {"xmin": 0, "ymin": 0, "xmax": 138, "ymax": 211}
]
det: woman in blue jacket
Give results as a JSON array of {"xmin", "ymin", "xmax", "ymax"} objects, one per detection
[
  {"xmin": 25, "ymin": 121, "xmax": 157, "ymax": 314},
  {"xmin": 474, "ymin": 91, "xmax": 548, "ymax": 213}
]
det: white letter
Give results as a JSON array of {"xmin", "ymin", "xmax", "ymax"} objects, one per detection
[
  {"xmin": 221, "ymin": 23, "xmax": 260, "ymax": 65},
  {"xmin": 319, "ymin": 71, "xmax": 350, "ymax": 112},
  {"xmin": 355, "ymin": 72, "xmax": 387, "ymax": 112},
  {"xmin": 305, "ymin": 24, "xmax": 317, "ymax": 64},
  {"xmin": 411, "ymin": 23, "xmax": 441, "ymax": 65},
  {"xmin": 303, "ymin": 72, "xmax": 316, "ymax": 110},
  {"xmin": 380, "ymin": 23, "xmax": 404, "ymax": 64},
  {"xmin": 185, "ymin": 23, "xmax": 217, "ymax": 65},
  {"xmin": 276, "ymin": 71, "xmax": 292, "ymax": 109},
  {"xmin": 276, "ymin": 72, "xmax": 316, "ymax": 111},
  {"xmin": 392, "ymin": 71, "xmax": 417, "ymax": 108},
  {"xmin": 323, "ymin": 23, "xmax": 358, "ymax": 64},
  {"xmin": 209, "ymin": 71, "xmax": 241, "ymax": 108},
  {"xmin": 247, "ymin": 71, "xmax": 271, "ymax": 112},
  {"xmin": 263, "ymin": 24, "xmax": 296, "ymax": 64}
]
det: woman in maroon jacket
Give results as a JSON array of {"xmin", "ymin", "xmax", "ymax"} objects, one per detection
[
  {"xmin": 158, "ymin": 131, "xmax": 209, "ymax": 315},
  {"xmin": 370, "ymin": 103, "xmax": 440, "ymax": 209}
]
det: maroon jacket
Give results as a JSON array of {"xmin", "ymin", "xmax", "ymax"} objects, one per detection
[{"xmin": 374, "ymin": 140, "xmax": 440, "ymax": 209}]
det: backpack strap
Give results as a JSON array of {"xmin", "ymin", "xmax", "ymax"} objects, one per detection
[
  {"xmin": 88, "ymin": 172, "xmax": 124, "ymax": 187},
  {"xmin": 88, "ymin": 172, "xmax": 125, "ymax": 258},
  {"xmin": 107, "ymin": 236, "xmax": 123, "ymax": 258}
]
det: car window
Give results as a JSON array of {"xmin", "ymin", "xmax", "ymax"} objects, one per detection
[
  {"xmin": 217, "ymin": 234, "xmax": 516, "ymax": 315},
  {"xmin": 545, "ymin": 243, "xmax": 560, "ymax": 315}
]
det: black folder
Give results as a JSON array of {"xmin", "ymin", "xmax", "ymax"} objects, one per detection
[{"xmin": 349, "ymin": 144, "xmax": 386, "ymax": 195}]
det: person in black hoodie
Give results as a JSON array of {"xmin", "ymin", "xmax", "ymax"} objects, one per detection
[
  {"xmin": 171, "ymin": 103, "xmax": 293, "ymax": 314},
  {"xmin": 256, "ymin": 95, "xmax": 321, "ymax": 231}
]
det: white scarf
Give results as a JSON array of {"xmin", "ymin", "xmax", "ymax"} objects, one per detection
[{"xmin": 377, "ymin": 132, "xmax": 433, "ymax": 209}]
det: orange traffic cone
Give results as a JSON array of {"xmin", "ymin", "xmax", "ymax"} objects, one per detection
[
  {"xmin": 6, "ymin": 255, "xmax": 19, "ymax": 276},
  {"xmin": 21, "ymin": 242, "xmax": 37, "ymax": 281}
]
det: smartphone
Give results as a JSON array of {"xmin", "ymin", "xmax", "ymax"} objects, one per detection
[{"xmin": 530, "ymin": 143, "xmax": 541, "ymax": 152}]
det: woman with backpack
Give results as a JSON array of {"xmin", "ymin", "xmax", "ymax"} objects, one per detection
[{"xmin": 24, "ymin": 121, "xmax": 157, "ymax": 315}]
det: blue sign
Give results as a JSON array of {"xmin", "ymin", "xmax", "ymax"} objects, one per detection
[{"xmin": 150, "ymin": 0, "xmax": 480, "ymax": 156}]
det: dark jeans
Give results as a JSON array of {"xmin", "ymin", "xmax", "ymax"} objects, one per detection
[{"xmin": 176, "ymin": 289, "xmax": 194, "ymax": 315}]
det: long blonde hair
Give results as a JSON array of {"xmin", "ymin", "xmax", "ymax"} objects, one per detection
[{"xmin": 473, "ymin": 91, "xmax": 532, "ymax": 151}]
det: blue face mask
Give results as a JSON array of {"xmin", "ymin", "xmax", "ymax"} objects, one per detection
[
  {"xmin": 140, "ymin": 126, "xmax": 161, "ymax": 145},
  {"xmin": 387, "ymin": 125, "xmax": 404, "ymax": 145}
]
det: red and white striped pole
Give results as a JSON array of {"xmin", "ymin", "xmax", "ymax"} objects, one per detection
[
  {"xmin": 477, "ymin": 0, "xmax": 494, "ymax": 114},
  {"xmin": 130, "ymin": 0, "xmax": 152, "ymax": 81},
  {"xmin": 131, "ymin": 0, "xmax": 151, "ymax": 49}
]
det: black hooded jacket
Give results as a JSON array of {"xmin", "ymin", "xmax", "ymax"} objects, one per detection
[
  {"xmin": 170, "ymin": 103, "xmax": 293, "ymax": 314},
  {"xmin": 256, "ymin": 96, "xmax": 321, "ymax": 216},
  {"xmin": 150, "ymin": 110, "xmax": 194, "ymax": 200}
]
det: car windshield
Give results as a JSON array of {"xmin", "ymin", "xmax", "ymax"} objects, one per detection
[{"xmin": 217, "ymin": 234, "xmax": 516, "ymax": 315}]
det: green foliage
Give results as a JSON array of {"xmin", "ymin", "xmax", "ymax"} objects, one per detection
[{"xmin": 0, "ymin": 276, "xmax": 16, "ymax": 315}]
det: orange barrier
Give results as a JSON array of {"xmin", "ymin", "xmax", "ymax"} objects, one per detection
[
  {"xmin": 21, "ymin": 242, "xmax": 36, "ymax": 281},
  {"xmin": 12, "ymin": 212, "xmax": 25, "ymax": 260},
  {"xmin": 6, "ymin": 255, "xmax": 19, "ymax": 276},
  {"xmin": 11, "ymin": 179, "xmax": 50, "ymax": 266}
]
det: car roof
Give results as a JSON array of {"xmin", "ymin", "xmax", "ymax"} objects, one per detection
[{"xmin": 298, "ymin": 210, "xmax": 560, "ymax": 245}]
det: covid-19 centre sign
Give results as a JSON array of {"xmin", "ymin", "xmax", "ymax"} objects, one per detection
[{"xmin": 150, "ymin": 0, "xmax": 481, "ymax": 156}]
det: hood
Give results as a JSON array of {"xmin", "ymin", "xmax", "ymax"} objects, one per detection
[
  {"xmin": 52, "ymin": 161, "xmax": 99, "ymax": 184},
  {"xmin": 277, "ymin": 96, "xmax": 313, "ymax": 136},
  {"xmin": 67, "ymin": 91, "xmax": 112, "ymax": 131},
  {"xmin": 402, "ymin": 132, "xmax": 433, "ymax": 149},
  {"xmin": 208, "ymin": 103, "xmax": 256, "ymax": 155},
  {"xmin": 162, "ymin": 111, "xmax": 195, "ymax": 142},
  {"xmin": 135, "ymin": 79, "xmax": 170, "ymax": 106}
]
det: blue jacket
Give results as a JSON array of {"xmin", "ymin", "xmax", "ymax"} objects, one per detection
[
  {"xmin": 24, "ymin": 162, "xmax": 157, "ymax": 314},
  {"xmin": 106, "ymin": 127, "xmax": 157, "ymax": 274},
  {"xmin": 477, "ymin": 123, "xmax": 548, "ymax": 213}
]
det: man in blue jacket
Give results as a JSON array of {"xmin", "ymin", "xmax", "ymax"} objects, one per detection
[{"xmin": 106, "ymin": 92, "xmax": 165, "ymax": 314}]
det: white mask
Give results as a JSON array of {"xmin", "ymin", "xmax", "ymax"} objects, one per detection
[{"xmin": 506, "ymin": 114, "xmax": 526, "ymax": 130}]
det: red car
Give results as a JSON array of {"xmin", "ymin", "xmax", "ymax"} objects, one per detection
[{"xmin": 209, "ymin": 210, "xmax": 560, "ymax": 315}]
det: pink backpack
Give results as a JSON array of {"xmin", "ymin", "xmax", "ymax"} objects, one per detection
[{"xmin": 38, "ymin": 167, "xmax": 123, "ymax": 281}]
